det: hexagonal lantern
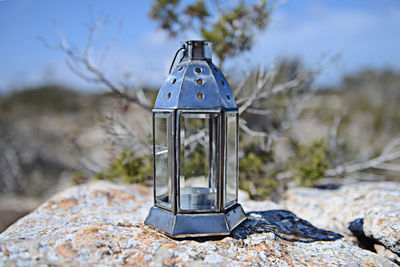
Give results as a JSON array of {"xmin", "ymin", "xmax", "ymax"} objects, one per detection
[{"xmin": 144, "ymin": 40, "xmax": 246, "ymax": 238}]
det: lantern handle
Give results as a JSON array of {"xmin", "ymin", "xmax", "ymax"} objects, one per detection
[{"xmin": 168, "ymin": 44, "xmax": 186, "ymax": 74}]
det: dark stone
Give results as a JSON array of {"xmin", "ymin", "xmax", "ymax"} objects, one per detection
[
  {"xmin": 348, "ymin": 218, "xmax": 364, "ymax": 237},
  {"xmin": 231, "ymin": 209, "xmax": 343, "ymax": 242},
  {"xmin": 312, "ymin": 183, "xmax": 342, "ymax": 190},
  {"xmin": 348, "ymin": 218, "xmax": 377, "ymax": 253}
]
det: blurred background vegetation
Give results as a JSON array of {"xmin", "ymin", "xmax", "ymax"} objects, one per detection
[
  {"xmin": 1, "ymin": 0, "xmax": 400, "ymax": 231},
  {"xmin": 2, "ymin": 67, "xmax": 399, "ymax": 199}
]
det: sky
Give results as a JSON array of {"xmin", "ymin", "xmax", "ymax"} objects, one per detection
[{"xmin": 0, "ymin": 0, "xmax": 399, "ymax": 92}]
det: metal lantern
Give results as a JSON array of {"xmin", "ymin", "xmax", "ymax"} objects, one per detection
[{"xmin": 145, "ymin": 40, "xmax": 246, "ymax": 238}]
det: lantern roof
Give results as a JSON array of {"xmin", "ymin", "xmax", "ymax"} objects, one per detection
[{"xmin": 154, "ymin": 40, "xmax": 238, "ymax": 111}]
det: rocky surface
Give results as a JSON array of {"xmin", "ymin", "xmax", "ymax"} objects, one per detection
[
  {"xmin": 0, "ymin": 181, "xmax": 398, "ymax": 266},
  {"xmin": 284, "ymin": 181, "xmax": 400, "ymax": 264},
  {"xmin": 364, "ymin": 205, "xmax": 400, "ymax": 255}
]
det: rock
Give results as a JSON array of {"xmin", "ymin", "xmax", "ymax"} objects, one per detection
[
  {"xmin": 363, "ymin": 205, "xmax": 400, "ymax": 255},
  {"xmin": 285, "ymin": 181, "xmax": 400, "ymax": 260},
  {"xmin": 374, "ymin": 244, "xmax": 400, "ymax": 265},
  {"xmin": 0, "ymin": 181, "xmax": 396, "ymax": 266}
]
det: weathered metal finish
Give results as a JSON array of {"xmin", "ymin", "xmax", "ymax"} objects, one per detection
[
  {"xmin": 145, "ymin": 204, "xmax": 246, "ymax": 238},
  {"xmin": 146, "ymin": 40, "xmax": 246, "ymax": 238},
  {"xmin": 180, "ymin": 40, "xmax": 213, "ymax": 61},
  {"xmin": 154, "ymin": 41, "xmax": 237, "ymax": 110}
]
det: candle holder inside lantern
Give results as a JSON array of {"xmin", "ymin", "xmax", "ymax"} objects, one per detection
[{"xmin": 145, "ymin": 40, "xmax": 246, "ymax": 238}]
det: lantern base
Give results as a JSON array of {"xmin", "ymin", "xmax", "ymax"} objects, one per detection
[{"xmin": 144, "ymin": 204, "xmax": 246, "ymax": 238}]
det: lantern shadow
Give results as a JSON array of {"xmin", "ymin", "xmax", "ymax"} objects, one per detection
[
  {"xmin": 348, "ymin": 218, "xmax": 376, "ymax": 252},
  {"xmin": 231, "ymin": 209, "xmax": 343, "ymax": 242}
]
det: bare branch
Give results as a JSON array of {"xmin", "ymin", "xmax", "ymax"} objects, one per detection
[
  {"xmin": 246, "ymin": 108, "xmax": 271, "ymax": 115},
  {"xmin": 65, "ymin": 59, "xmax": 100, "ymax": 83},
  {"xmin": 235, "ymin": 72, "xmax": 311, "ymax": 105},
  {"xmin": 239, "ymin": 119, "xmax": 269, "ymax": 137},
  {"xmin": 382, "ymin": 136, "xmax": 400, "ymax": 155},
  {"xmin": 329, "ymin": 113, "xmax": 346, "ymax": 167},
  {"xmin": 52, "ymin": 20, "xmax": 69, "ymax": 52},
  {"xmin": 348, "ymin": 171, "xmax": 386, "ymax": 181},
  {"xmin": 324, "ymin": 149, "xmax": 400, "ymax": 177},
  {"xmin": 41, "ymin": 12, "xmax": 151, "ymax": 110},
  {"xmin": 99, "ymin": 20, "xmax": 123, "ymax": 66},
  {"xmin": 3, "ymin": 146, "xmax": 23, "ymax": 188},
  {"xmin": 37, "ymin": 36, "xmax": 59, "ymax": 51},
  {"xmin": 232, "ymin": 72, "xmax": 248, "ymax": 97},
  {"xmin": 68, "ymin": 131, "xmax": 103, "ymax": 174},
  {"xmin": 277, "ymin": 88, "xmax": 314, "ymax": 134},
  {"xmin": 373, "ymin": 163, "xmax": 400, "ymax": 172},
  {"xmin": 238, "ymin": 65, "xmax": 274, "ymax": 115}
]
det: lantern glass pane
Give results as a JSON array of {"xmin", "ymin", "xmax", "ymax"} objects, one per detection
[
  {"xmin": 225, "ymin": 112, "xmax": 238, "ymax": 207},
  {"xmin": 154, "ymin": 112, "xmax": 172, "ymax": 209},
  {"xmin": 179, "ymin": 113, "xmax": 218, "ymax": 211}
]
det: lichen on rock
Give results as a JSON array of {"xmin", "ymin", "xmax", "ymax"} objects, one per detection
[{"xmin": 0, "ymin": 181, "xmax": 398, "ymax": 266}]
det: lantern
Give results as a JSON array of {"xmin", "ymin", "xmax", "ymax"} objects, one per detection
[{"xmin": 145, "ymin": 40, "xmax": 246, "ymax": 238}]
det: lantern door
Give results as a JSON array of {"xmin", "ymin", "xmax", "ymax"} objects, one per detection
[
  {"xmin": 153, "ymin": 111, "xmax": 174, "ymax": 210},
  {"xmin": 225, "ymin": 112, "xmax": 238, "ymax": 208},
  {"xmin": 178, "ymin": 111, "xmax": 220, "ymax": 212}
]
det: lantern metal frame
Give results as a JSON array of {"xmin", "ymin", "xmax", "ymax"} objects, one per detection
[{"xmin": 145, "ymin": 40, "xmax": 246, "ymax": 238}]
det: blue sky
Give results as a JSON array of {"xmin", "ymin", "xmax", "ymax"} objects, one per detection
[{"xmin": 0, "ymin": 0, "xmax": 399, "ymax": 92}]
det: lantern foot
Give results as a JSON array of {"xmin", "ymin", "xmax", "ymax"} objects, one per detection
[{"xmin": 144, "ymin": 204, "xmax": 246, "ymax": 238}]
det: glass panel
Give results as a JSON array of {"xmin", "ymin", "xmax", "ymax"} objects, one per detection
[
  {"xmin": 179, "ymin": 113, "xmax": 218, "ymax": 210},
  {"xmin": 154, "ymin": 112, "xmax": 172, "ymax": 209},
  {"xmin": 225, "ymin": 113, "xmax": 238, "ymax": 207}
]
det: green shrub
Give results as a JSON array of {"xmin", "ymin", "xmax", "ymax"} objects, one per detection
[
  {"xmin": 97, "ymin": 142, "xmax": 280, "ymax": 200},
  {"xmin": 183, "ymin": 146, "xmax": 207, "ymax": 178},
  {"xmin": 95, "ymin": 150, "xmax": 153, "ymax": 185},
  {"xmin": 239, "ymin": 151, "xmax": 278, "ymax": 200},
  {"xmin": 72, "ymin": 171, "xmax": 90, "ymax": 185},
  {"xmin": 291, "ymin": 139, "xmax": 331, "ymax": 187}
]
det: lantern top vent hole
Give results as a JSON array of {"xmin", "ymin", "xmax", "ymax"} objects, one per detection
[{"xmin": 153, "ymin": 40, "xmax": 237, "ymax": 111}]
